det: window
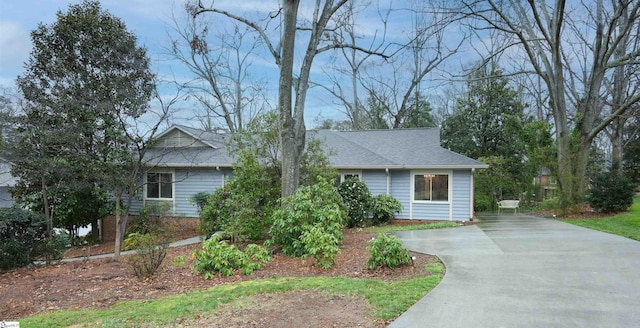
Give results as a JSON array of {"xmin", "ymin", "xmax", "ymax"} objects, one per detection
[
  {"xmin": 340, "ymin": 171, "xmax": 362, "ymax": 183},
  {"xmin": 146, "ymin": 172, "xmax": 173, "ymax": 199},
  {"xmin": 414, "ymin": 173, "xmax": 449, "ymax": 201}
]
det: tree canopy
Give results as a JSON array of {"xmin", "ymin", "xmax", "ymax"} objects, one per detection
[{"xmin": 13, "ymin": 0, "xmax": 154, "ymax": 243}]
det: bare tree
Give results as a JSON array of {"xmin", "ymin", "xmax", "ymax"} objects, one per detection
[
  {"xmin": 458, "ymin": 0, "xmax": 640, "ymax": 210},
  {"xmin": 601, "ymin": 3, "xmax": 640, "ymax": 173},
  {"xmin": 360, "ymin": 2, "xmax": 464, "ymax": 129},
  {"xmin": 0, "ymin": 86, "xmax": 22, "ymax": 156},
  {"xmin": 315, "ymin": 0, "xmax": 389, "ymax": 130},
  {"xmin": 190, "ymin": 0, "xmax": 386, "ymax": 197},
  {"xmin": 168, "ymin": 11, "xmax": 268, "ymax": 133},
  {"xmin": 112, "ymin": 83, "xmax": 177, "ymax": 260}
]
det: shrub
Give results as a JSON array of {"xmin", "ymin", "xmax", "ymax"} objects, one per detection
[
  {"xmin": 31, "ymin": 231, "xmax": 71, "ymax": 262},
  {"xmin": 338, "ymin": 178, "xmax": 374, "ymax": 227},
  {"xmin": 0, "ymin": 207, "xmax": 47, "ymax": 270},
  {"xmin": 586, "ymin": 170, "xmax": 635, "ymax": 213},
  {"xmin": 192, "ymin": 234, "xmax": 270, "ymax": 278},
  {"xmin": 199, "ymin": 150, "xmax": 278, "ymax": 242},
  {"xmin": 366, "ymin": 233, "xmax": 411, "ymax": 270},
  {"xmin": 474, "ymin": 193, "xmax": 494, "ymax": 212},
  {"xmin": 125, "ymin": 232, "xmax": 168, "ymax": 279},
  {"xmin": 190, "ymin": 191, "xmax": 211, "ymax": 213},
  {"xmin": 268, "ymin": 177, "xmax": 346, "ymax": 257},
  {"xmin": 371, "ymin": 194, "xmax": 402, "ymax": 225},
  {"xmin": 128, "ymin": 202, "xmax": 170, "ymax": 236},
  {"xmin": 300, "ymin": 223, "xmax": 341, "ymax": 269}
]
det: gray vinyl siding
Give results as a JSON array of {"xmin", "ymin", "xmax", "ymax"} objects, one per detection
[
  {"xmin": 362, "ymin": 170, "xmax": 387, "ymax": 195},
  {"xmin": 389, "ymin": 170, "xmax": 410, "ymax": 219},
  {"xmin": 452, "ymin": 170, "xmax": 472, "ymax": 220},
  {"xmin": 174, "ymin": 168, "xmax": 223, "ymax": 217},
  {"xmin": 130, "ymin": 167, "xmax": 230, "ymax": 218},
  {"xmin": 411, "ymin": 202, "xmax": 451, "ymax": 220},
  {"xmin": 0, "ymin": 187, "xmax": 14, "ymax": 207}
]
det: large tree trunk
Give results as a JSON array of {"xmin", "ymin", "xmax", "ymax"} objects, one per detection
[{"xmin": 278, "ymin": 0, "xmax": 301, "ymax": 198}]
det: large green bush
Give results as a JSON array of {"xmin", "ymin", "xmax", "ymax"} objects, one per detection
[
  {"xmin": 192, "ymin": 234, "xmax": 270, "ymax": 278},
  {"xmin": 371, "ymin": 194, "xmax": 402, "ymax": 225},
  {"xmin": 338, "ymin": 178, "xmax": 373, "ymax": 227},
  {"xmin": 366, "ymin": 233, "xmax": 412, "ymax": 270},
  {"xmin": 586, "ymin": 171, "xmax": 635, "ymax": 213},
  {"xmin": 199, "ymin": 150, "xmax": 279, "ymax": 242},
  {"xmin": 0, "ymin": 207, "xmax": 47, "ymax": 270},
  {"xmin": 268, "ymin": 177, "xmax": 346, "ymax": 259}
]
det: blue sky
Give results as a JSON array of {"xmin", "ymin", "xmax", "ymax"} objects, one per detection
[{"xmin": 0, "ymin": 0, "xmax": 475, "ymax": 128}]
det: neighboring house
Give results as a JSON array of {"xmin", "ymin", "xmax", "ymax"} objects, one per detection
[
  {"xmin": 532, "ymin": 168, "xmax": 558, "ymax": 200},
  {"xmin": 0, "ymin": 157, "xmax": 16, "ymax": 207},
  {"xmin": 133, "ymin": 125, "xmax": 488, "ymax": 221}
]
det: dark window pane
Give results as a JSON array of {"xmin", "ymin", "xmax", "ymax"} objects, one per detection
[
  {"xmin": 414, "ymin": 175, "xmax": 430, "ymax": 200},
  {"xmin": 147, "ymin": 173, "xmax": 159, "ymax": 198},
  {"xmin": 160, "ymin": 173, "xmax": 172, "ymax": 198},
  {"xmin": 432, "ymin": 175, "xmax": 448, "ymax": 201}
]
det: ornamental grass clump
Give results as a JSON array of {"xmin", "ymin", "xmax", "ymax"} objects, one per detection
[{"xmin": 366, "ymin": 233, "xmax": 411, "ymax": 270}]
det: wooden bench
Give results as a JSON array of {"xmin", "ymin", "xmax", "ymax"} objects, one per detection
[{"xmin": 497, "ymin": 200, "xmax": 520, "ymax": 213}]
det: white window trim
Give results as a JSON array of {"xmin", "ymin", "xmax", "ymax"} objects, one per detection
[
  {"xmin": 340, "ymin": 170, "xmax": 362, "ymax": 183},
  {"xmin": 410, "ymin": 170, "xmax": 452, "ymax": 204},
  {"xmin": 144, "ymin": 169, "xmax": 176, "ymax": 201}
]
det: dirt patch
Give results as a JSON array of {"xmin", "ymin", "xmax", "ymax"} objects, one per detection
[
  {"xmin": 182, "ymin": 290, "xmax": 383, "ymax": 328},
  {"xmin": 0, "ymin": 220, "xmax": 439, "ymax": 326}
]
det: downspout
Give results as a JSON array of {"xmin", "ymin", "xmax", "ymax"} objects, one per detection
[
  {"xmin": 470, "ymin": 168, "xmax": 475, "ymax": 221},
  {"xmin": 385, "ymin": 168, "xmax": 390, "ymax": 195},
  {"xmin": 216, "ymin": 166, "xmax": 225, "ymax": 187}
]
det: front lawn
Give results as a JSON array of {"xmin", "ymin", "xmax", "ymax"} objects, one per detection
[{"xmin": 559, "ymin": 197, "xmax": 640, "ymax": 241}]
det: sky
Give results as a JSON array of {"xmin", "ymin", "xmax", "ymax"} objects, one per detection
[{"xmin": 0, "ymin": 0, "xmax": 475, "ymax": 128}]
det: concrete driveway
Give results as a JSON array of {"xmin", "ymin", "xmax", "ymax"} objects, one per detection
[{"xmin": 389, "ymin": 214, "xmax": 640, "ymax": 327}]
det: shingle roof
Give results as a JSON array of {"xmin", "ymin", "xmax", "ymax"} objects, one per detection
[
  {"xmin": 312, "ymin": 129, "xmax": 488, "ymax": 169},
  {"xmin": 147, "ymin": 125, "xmax": 488, "ymax": 169}
]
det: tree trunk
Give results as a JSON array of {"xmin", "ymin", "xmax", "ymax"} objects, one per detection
[
  {"xmin": 113, "ymin": 192, "xmax": 125, "ymax": 261},
  {"xmin": 278, "ymin": 0, "xmax": 300, "ymax": 198}
]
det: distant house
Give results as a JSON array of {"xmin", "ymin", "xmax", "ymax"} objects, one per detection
[
  {"xmin": 532, "ymin": 168, "xmax": 558, "ymax": 200},
  {"xmin": 0, "ymin": 158, "xmax": 16, "ymax": 207},
  {"xmin": 132, "ymin": 125, "xmax": 488, "ymax": 221}
]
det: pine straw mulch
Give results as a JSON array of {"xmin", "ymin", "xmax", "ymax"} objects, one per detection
[{"xmin": 0, "ymin": 220, "xmax": 444, "ymax": 327}]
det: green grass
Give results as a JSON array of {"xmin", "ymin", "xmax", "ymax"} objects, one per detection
[
  {"xmin": 20, "ymin": 262, "xmax": 444, "ymax": 327},
  {"xmin": 366, "ymin": 221, "xmax": 460, "ymax": 233},
  {"xmin": 559, "ymin": 197, "xmax": 640, "ymax": 241}
]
